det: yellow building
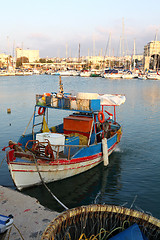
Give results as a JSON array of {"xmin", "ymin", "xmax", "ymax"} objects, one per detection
[
  {"xmin": 16, "ymin": 48, "xmax": 39, "ymax": 63},
  {"xmin": 144, "ymin": 41, "xmax": 160, "ymax": 56},
  {"xmin": 143, "ymin": 41, "xmax": 160, "ymax": 70},
  {"xmin": 0, "ymin": 53, "xmax": 8, "ymax": 65}
]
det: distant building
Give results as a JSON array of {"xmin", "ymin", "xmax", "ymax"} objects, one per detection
[
  {"xmin": 16, "ymin": 48, "xmax": 39, "ymax": 63},
  {"xmin": 143, "ymin": 41, "xmax": 160, "ymax": 70},
  {"xmin": 144, "ymin": 41, "xmax": 160, "ymax": 56},
  {"xmin": 0, "ymin": 53, "xmax": 8, "ymax": 66}
]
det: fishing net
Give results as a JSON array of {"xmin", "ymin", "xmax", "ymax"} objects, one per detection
[{"xmin": 41, "ymin": 204, "xmax": 160, "ymax": 240}]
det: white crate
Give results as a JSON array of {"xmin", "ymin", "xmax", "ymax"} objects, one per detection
[{"xmin": 36, "ymin": 132, "xmax": 65, "ymax": 154}]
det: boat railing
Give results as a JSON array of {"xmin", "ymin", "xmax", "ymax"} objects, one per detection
[
  {"xmin": 51, "ymin": 144, "xmax": 88, "ymax": 160},
  {"xmin": 25, "ymin": 139, "xmax": 88, "ymax": 161}
]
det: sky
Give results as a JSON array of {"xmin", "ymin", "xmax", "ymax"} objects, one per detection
[{"xmin": 0, "ymin": 0, "xmax": 160, "ymax": 58}]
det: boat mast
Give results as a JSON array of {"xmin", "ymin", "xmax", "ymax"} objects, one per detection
[
  {"xmin": 133, "ymin": 39, "xmax": 136, "ymax": 72},
  {"xmin": 119, "ymin": 36, "xmax": 122, "ymax": 67},
  {"xmin": 102, "ymin": 34, "xmax": 110, "ymax": 70},
  {"xmin": 93, "ymin": 35, "xmax": 95, "ymax": 57},
  {"xmin": 7, "ymin": 36, "xmax": 9, "ymax": 72},
  {"xmin": 78, "ymin": 43, "xmax": 80, "ymax": 61},
  {"xmin": 122, "ymin": 18, "xmax": 125, "ymax": 69},
  {"xmin": 109, "ymin": 33, "xmax": 111, "ymax": 68}
]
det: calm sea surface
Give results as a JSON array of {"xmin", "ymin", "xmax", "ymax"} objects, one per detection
[{"xmin": 0, "ymin": 75, "xmax": 160, "ymax": 217}]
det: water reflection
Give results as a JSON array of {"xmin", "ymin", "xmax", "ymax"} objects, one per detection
[
  {"xmin": 1, "ymin": 76, "xmax": 160, "ymax": 218},
  {"xmin": 142, "ymin": 83, "xmax": 160, "ymax": 104},
  {"xmin": 22, "ymin": 151, "xmax": 122, "ymax": 212}
]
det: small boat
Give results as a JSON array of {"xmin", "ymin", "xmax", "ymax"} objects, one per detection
[
  {"xmin": 50, "ymin": 71, "xmax": 60, "ymax": 76},
  {"xmin": 147, "ymin": 73, "xmax": 160, "ymax": 80},
  {"xmin": 58, "ymin": 70, "xmax": 79, "ymax": 76},
  {"xmin": 90, "ymin": 69, "xmax": 101, "ymax": 77},
  {"xmin": 103, "ymin": 69, "xmax": 123, "ymax": 79},
  {"xmin": 70, "ymin": 70, "xmax": 80, "ymax": 76},
  {"xmin": 0, "ymin": 214, "xmax": 13, "ymax": 234},
  {"xmin": 3, "ymin": 78, "xmax": 126, "ymax": 190},
  {"xmin": 80, "ymin": 70, "xmax": 91, "ymax": 77},
  {"xmin": 121, "ymin": 71, "xmax": 135, "ymax": 79},
  {"xmin": 138, "ymin": 74, "xmax": 147, "ymax": 80},
  {"xmin": 41, "ymin": 204, "xmax": 160, "ymax": 240}
]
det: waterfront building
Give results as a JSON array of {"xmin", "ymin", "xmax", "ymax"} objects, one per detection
[
  {"xmin": 0, "ymin": 53, "xmax": 9, "ymax": 67},
  {"xmin": 16, "ymin": 48, "xmax": 39, "ymax": 63},
  {"xmin": 143, "ymin": 41, "xmax": 160, "ymax": 70},
  {"xmin": 0, "ymin": 53, "xmax": 16, "ymax": 70}
]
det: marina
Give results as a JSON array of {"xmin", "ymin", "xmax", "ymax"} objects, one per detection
[
  {"xmin": 1, "ymin": 0, "xmax": 160, "ymax": 238},
  {"xmin": 0, "ymin": 74, "xmax": 160, "ymax": 238}
]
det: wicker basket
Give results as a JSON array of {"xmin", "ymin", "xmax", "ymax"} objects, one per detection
[{"xmin": 41, "ymin": 204, "xmax": 160, "ymax": 240}]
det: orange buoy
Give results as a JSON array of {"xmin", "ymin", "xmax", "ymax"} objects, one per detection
[
  {"xmin": 7, "ymin": 108, "xmax": 11, "ymax": 114},
  {"xmin": 98, "ymin": 111, "xmax": 105, "ymax": 123}
]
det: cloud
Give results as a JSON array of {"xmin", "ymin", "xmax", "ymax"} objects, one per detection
[
  {"xmin": 28, "ymin": 33, "xmax": 50, "ymax": 42},
  {"xmin": 18, "ymin": 22, "xmax": 160, "ymax": 58}
]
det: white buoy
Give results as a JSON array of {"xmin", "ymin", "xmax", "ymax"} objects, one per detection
[{"xmin": 102, "ymin": 138, "xmax": 109, "ymax": 166}]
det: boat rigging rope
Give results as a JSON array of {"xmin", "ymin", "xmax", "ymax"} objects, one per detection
[
  {"xmin": 32, "ymin": 153, "xmax": 69, "ymax": 211},
  {"xmin": 0, "ymin": 156, "xmax": 6, "ymax": 168},
  {"xmin": 22, "ymin": 112, "xmax": 34, "ymax": 136}
]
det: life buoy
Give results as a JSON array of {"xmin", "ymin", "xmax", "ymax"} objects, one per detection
[
  {"xmin": 98, "ymin": 111, "xmax": 105, "ymax": 123},
  {"xmin": 38, "ymin": 107, "xmax": 45, "ymax": 115}
]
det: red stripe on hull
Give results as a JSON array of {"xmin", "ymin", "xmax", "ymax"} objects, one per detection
[
  {"xmin": 8, "ymin": 141, "xmax": 118, "ymax": 173},
  {"xmin": 11, "ymin": 158, "xmax": 102, "ymax": 173}
]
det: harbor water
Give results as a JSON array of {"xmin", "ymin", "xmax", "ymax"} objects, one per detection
[{"xmin": 0, "ymin": 75, "xmax": 160, "ymax": 218}]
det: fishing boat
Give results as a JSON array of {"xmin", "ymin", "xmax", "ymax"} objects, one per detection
[{"xmin": 3, "ymin": 78, "xmax": 126, "ymax": 190}]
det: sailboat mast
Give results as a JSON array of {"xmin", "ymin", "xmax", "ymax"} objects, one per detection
[
  {"xmin": 119, "ymin": 36, "xmax": 122, "ymax": 67},
  {"xmin": 109, "ymin": 33, "xmax": 111, "ymax": 68},
  {"xmin": 122, "ymin": 18, "xmax": 125, "ymax": 68},
  {"xmin": 133, "ymin": 39, "xmax": 136, "ymax": 72}
]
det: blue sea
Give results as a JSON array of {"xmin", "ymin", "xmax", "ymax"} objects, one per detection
[{"xmin": 0, "ymin": 75, "xmax": 160, "ymax": 218}]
